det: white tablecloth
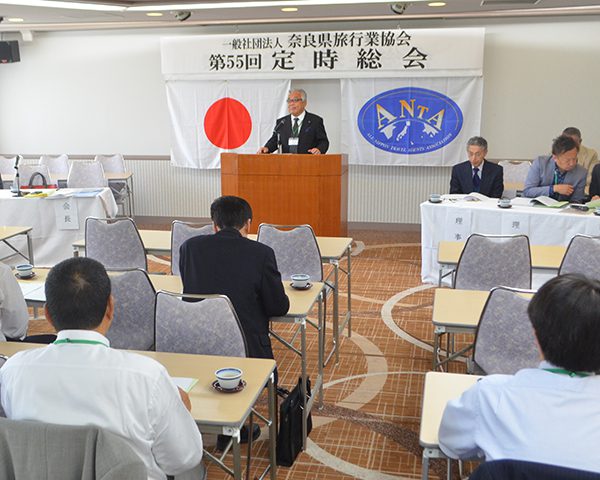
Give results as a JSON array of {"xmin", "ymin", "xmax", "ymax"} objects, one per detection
[
  {"xmin": 420, "ymin": 198, "xmax": 600, "ymax": 284},
  {"xmin": 0, "ymin": 188, "xmax": 117, "ymax": 267}
]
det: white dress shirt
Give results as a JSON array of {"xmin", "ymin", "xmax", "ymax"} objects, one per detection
[
  {"xmin": 0, "ymin": 262, "xmax": 28, "ymax": 341},
  {"xmin": 439, "ymin": 362, "xmax": 600, "ymax": 472},
  {"xmin": 291, "ymin": 110, "xmax": 306, "ymax": 135},
  {"xmin": 0, "ymin": 330, "xmax": 203, "ymax": 480}
]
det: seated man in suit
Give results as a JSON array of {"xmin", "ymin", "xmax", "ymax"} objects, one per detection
[
  {"xmin": 0, "ymin": 258, "xmax": 204, "ymax": 480},
  {"xmin": 259, "ymin": 89, "xmax": 329, "ymax": 155},
  {"xmin": 562, "ymin": 126, "xmax": 599, "ymax": 195},
  {"xmin": 439, "ymin": 274, "xmax": 600, "ymax": 472},
  {"xmin": 589, "ymin": 163, "xmax": 600, "ymax": 200},
  {"xmin": 179, "ymin": 195, "xmax": 289, "ymax": 362},
  {"xmin": 449, "ymin": 136, "xmax": 504, "ymax": 198},
  {"xmin": 523, "ymin": 134, "xmax": 587, "ymax": 203}
]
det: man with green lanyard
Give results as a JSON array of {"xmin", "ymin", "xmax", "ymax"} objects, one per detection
[
  {"xmin": 438, "ymin": 274, "xmax": 600, "ymax": 472},
  {"xmin": 0, "ymin": 258, "xmax": 204, "ymax": 480}
]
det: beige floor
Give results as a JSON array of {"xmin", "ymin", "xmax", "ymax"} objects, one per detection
[{"xmin": 28, "ymin": 228, "xmax": 470, "ymax": 480}]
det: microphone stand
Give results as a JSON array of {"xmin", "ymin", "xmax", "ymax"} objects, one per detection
[{"xmin": 12, "ymin": 155, "xmax": 22, "ymax": 197}]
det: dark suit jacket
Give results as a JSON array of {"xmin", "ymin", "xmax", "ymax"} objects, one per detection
[
  {"xmin": 589, "ymin": 163, "xmax": 600, "ymax": 198},
  {"xmin": 449, "ymin": 160, "xmax": 504, "ymax": 198},
  {"xmin": 179, "ymin": 228, "xmax": 290, "ymax": 360},
  {"xmin": 264, "ymin": 111, "xmax": 329, "ymax": 154}
]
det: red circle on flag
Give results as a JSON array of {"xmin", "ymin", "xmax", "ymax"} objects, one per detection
[{"xmin": 203, "ymin": 97, "xmax": 252, "ymax": 149}]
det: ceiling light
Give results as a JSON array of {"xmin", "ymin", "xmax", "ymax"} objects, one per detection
[
  {"xmin": 0, "ymin": 0, "xmax": 125, "ymax": 11},
  {"xmin": 428, "ymin": 1, "xmax": 446, "ymax": 5},
  {"xmin": 146, "ymin": 12, "xmax": 164, "ymax": 16},
  {"xmin": 281, "ymin": 6, "xmax": 298, "ymax": 11},
  {"xmin": 129, "ymin": 0, "xmax": 430, "ymax": 12},
  {"xmin": 6, "ymin": 17, "xmax": 25, "ymax": 22}
]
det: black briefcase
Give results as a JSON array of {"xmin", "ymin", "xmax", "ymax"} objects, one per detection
[{"xmin": 276, "ymin": 376, "xmax": 312, "ymax": 467}]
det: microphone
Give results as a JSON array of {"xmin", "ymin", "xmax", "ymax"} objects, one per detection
[
  {"xmin": 14, "ymin": 155, "xmax": 21, "ymax": 169},
  {"xmin": 273, "ymin": 118, "xmax": 286, "ymax": 134}
]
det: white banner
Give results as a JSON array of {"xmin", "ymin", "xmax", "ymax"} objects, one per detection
[
  {"xmin": 340, "ymin": 77, "xmax": 483, "ymax": 166},
  {"xmin": 166, "ymin": 79, "xmax": 289, "ymax": 169},
  {"xmin": 160, "ymin": 28, "xmax": 484, "ymax": 80}
]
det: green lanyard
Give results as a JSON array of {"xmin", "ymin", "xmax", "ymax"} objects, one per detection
[
  {"xmin": 53, "ymin": 339, "xmax": 108, "ymax": 347},
  {"xmin": 543, "ymin": 368, "xmax": 591, "ymax": 378}
]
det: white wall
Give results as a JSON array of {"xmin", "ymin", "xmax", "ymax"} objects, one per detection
[{"xmin": 1, "ymin": 17, "xmax": 600, "ymax": 223}]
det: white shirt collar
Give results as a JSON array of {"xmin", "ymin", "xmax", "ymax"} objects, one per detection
[
  {"xmin": 291, "ymin": 110, "xmax": 306, "ymax": 125},
  {"xmin": 55, "ymin": 329, "xmax": 111, "ymax": 347}
]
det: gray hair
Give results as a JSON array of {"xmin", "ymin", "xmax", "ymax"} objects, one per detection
[
  {"xmin": 562, "ymin": 127, "xmax": 582, "ymax": 140},
  {"xmin": 467, "ymin": 136, "xmax": 488, "ymax": 150},
  {"xmin": 289, "ymin": 89, "xmax": 307, "ymax": 102}
]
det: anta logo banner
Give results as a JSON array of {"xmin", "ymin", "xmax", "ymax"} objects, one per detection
[
  {"xmin": 342, "ymin": 78, "xmax": 482, "ymax": 166},
  {"xmin": 357, "ymin": 87, "xmax": 463, "ymax": 155}
]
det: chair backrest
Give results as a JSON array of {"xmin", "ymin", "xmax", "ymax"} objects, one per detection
[
  {"xmin": 67, "ymin": 161, "xmax": 108, "ymax": 188},
  {"xmin": 39, "ymin": 154, "xmax": 69, "ymax": 175},
  {"xmin": 17, "ymin": 164, "xmax": 51, "ymax": 186},
  {"xmin": 0, "ymin": 156, "xmax": 17, "ymax": 175},
  {"xmin": 472, "ymin": 286, "xmax": 539, "ymax": 375},
  {"xmin": 170, "ymin": 221, "xmax": 214, "ymax": 275},
  {"xmin": 94, "ymin": 154, "xmax": 126, "ymax": 173},
  {"xmin": 0, "ymin": 418, "xmax": 147, "ymax": 479},
  {"xmin": 107, "ymin": 269, "xmax": 156, "ymax": 350},
  {"xmin": 85, "ymin": 217, "xmax": 147, "ymax": 270},
  {"xmin": 454, "ymin": 234, "xmax": 532, "ymax": 290},
  {"xmin": 155, "ymin": 291, "xmax": 248, "ymax": 357},
  {"xmin": 256, "ymin": 224, "xmax": 323, "ymax": 281},
  {"xmin": 469, "ymin": 459, "xmax": 600, "ymax": 480},
  {"xmin": 558, "ymin": 235, "xmax": 600, "ymax": 281},
  {"xmin": 499, "ymin": 160, "xmax": 531, "ymax": 199}
]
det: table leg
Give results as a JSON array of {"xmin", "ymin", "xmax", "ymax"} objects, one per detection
[
  {"xmin": 26, "ymin": 231, "xmax": 34, "ymax": 266},
  {"xmin": 267, "ymin": 373, "xmax": 277, "ymax": 480},
  {"xmin": 332, "ymin": 259, "xmax": 339, "ymax": 364},
  {"xmin": 232, "ymin": 431, "xmax": 242, "ymax": 480},
  {"xmin": 129, "ymin": 175, "xmax": 135, "ymax": 218},
  {"xmin": 300, "ymin": 317, "xmax": 308, "ymax": 450},
  {"xmin": 421, "ymin": 453, "xmax": 430, "ymax": 480},
  {"xmin": 318, "ymin": 294, "xmax": 324, "ymax": 408},
  {"xmin": 346, "ymin": 245, "xmax": 352, "ymax": 338}
]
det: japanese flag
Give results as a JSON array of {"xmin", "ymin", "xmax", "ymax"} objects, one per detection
[{"xmin": 166, "ymin": 79, "xmax": 290, "ymax": 169}]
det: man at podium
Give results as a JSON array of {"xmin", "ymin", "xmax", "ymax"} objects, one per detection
[{"xmin": 259, "ymin": 89, "xmax": 329, "ymax": 155}]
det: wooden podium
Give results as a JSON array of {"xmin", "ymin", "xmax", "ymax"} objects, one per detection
[{"xmin": 220, "ymin": 153, "xmax": 348, "ymax": 236}]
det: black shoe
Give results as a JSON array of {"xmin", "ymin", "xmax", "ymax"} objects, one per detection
[{"xmin": 216, "ymin": 424, "xmax": 261, "ymax": 452}]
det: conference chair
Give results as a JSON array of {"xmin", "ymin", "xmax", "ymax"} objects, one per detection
[
  {"xmin": 0, "ymin": 155, "xmax": 17, "ymax": 175},
  {"xmin": 498, "ymin": 160, "xmax": 531, "ymax": 198},
  {"xmin": 107, "ymin": 268, "xmax": 156, "ymax": 351},
  {"xmin": 0, "ymin": 418, "xmax": 147, "ymax": 479},
  {"xmin": 85, "ymin": 217, "xmax": 147, "ymax": 270},
  {"xmin": 469, "ymin": 459, "xmax": 600, "ymax": 480},
  {"xmin": 67, "ymin": 161, "xmax": 108, "ymax": 188},
  {"xmin": 154, "ymin": 291, "xmax": 248, "ymax": 357},
  {"xmin": 558, "ymin": 234, "xmax": 600, "ymax": 281},
  {"xmin": 454, "ymin": 234, "xmax": 532, "ymax": 290},
  {"xmin": 170, "ymin": 221, "xmax": 214, "ymax": 275},
  {"xmin": 469, "ymin": 286, "xmax": 539, "ymax": 375},
  {"xmin": 39, "ymin": 153, "xmax": 70, "ymax": 175},
  {"xmin": 17, "ymin": 164, "xmax": 52, "ymax": 188},
  {"xmin": 94, "ymin": 154, "xmax": 130, "ymax": 216}
]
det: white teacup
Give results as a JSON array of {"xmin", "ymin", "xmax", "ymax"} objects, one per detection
[
  {"xmin": 498, "ymin": 198, "xmax": 511, "ymax": 208},
  {"xmin": 15, "ymin": 264, "xmax": 33, "ymax": 278},
  {"xmin": 429, "ymin": 193, "xmax": 442, "ymax": 203},
  {"xmin": 291, "ymin": 274, "xmax": 310, "ymax": 288},
  {"xmin": 215, "ymin": 367, "xmax": 243, "ymax": 390}
]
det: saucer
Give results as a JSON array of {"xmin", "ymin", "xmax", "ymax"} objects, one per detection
[
  {"xmin": 290, "ymin": 282, "xmax": 312, "ymax": 290},
  {"xmin": 15, "ymin": 272, "xmax": 36, "ymax": 280},
  {"xmin": 497, "ymin": 204, "xmax": 512, "ymax": 209},
  {"xmin": 429, "ymin": 198, "xmax": 443, "ymax": 204},
  {"xmin": 212, "ymin": 379, "xmax": 246, "ymax": 393}
]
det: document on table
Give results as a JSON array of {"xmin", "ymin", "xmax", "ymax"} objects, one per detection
[
  {"xmin": 172, "ymin": 377, "xmax": 199, "ymax": 393},
  {"xmin": 19, "ymin": 282, "xmax": 46, "ymax": 303}
]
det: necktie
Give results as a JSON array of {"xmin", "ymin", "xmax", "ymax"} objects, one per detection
[
  {"xmin": 472, "ymin": 167, "xmax": 481, "ymax": 192},
  {"xmin": 292, "ymin": 117, "xmax": 299, "ymax": 137}
]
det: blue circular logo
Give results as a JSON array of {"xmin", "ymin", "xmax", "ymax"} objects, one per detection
[{"xmin": 357, "ymin": 87, "xmax": 463, "ymax": 155}]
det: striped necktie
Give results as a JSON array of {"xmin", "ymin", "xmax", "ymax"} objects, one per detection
[{"xmin": 292, "ymin": 117, "xmax": 299, "ymax": 137}]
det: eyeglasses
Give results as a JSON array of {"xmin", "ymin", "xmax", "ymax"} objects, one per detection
[{"xmin": 287, "ymin": 98, "xmax": 303, "ymax": 103}]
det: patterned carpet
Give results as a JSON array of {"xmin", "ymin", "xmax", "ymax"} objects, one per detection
[{"xmin": 28, "ymin": 228, "xmax": 470, "ymax": 480}]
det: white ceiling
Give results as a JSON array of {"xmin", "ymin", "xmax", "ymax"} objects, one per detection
[{"xmin": 0, "ymin": 0, "xmax": 600, "ymax": 32}]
